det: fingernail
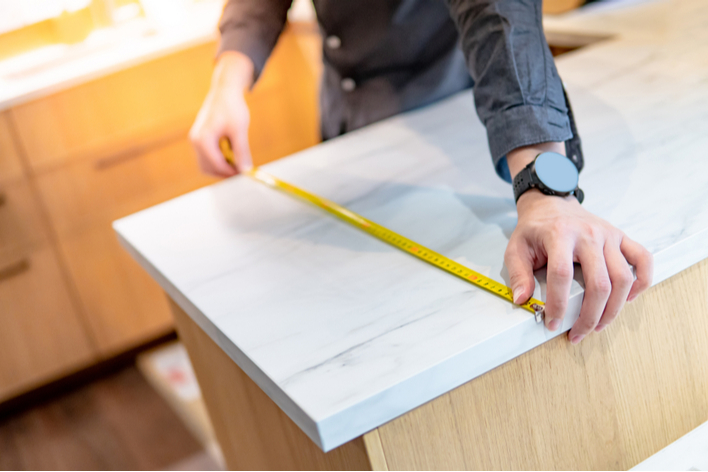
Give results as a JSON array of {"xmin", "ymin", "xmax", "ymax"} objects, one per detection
[
  {"xmin": 512, "ymin": 286, "xmax": 524, "ymax": 304},
  {"xmin": 571, "ymin": 335, "xmax": 584, "ymax": 345},
  {"xmin": 595, "ymin": 324, "xmax": 606, "ymax": 333},
  {"xmin": 548, "ymin": 319, "xmax": 561, "ymax": 331},
  {"xmin": 627, "ymin": 294, "xmax": 637, "ymax": 303}
]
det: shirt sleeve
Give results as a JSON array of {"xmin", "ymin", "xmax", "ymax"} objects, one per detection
[
  {"xmin": 217, "ymin": 0, "xmax": 293, "ymax": 81},
  {"xmin": 445, "ymin": 0, "xmax": 575, "ymax": 182}
]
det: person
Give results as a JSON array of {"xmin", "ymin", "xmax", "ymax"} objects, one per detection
[{"xmin": 190, "ymin": 0, "xmax": 653, "ymax": 344}]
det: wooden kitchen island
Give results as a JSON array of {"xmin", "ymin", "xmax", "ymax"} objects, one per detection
[{"xmin": 115, "ymin": 0, "xmax": 708, "ymax": 469}]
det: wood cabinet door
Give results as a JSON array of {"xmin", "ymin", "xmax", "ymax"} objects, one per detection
[
  {"xmin": 0, "ymin": 248, "xmax": 97, "ymax": 401},
  {"xmin": 9, "ymin": 42, "xmax": 216, "ymax": 174},
  {"xmin": 0, "ymin": 178, "xmax": 96, "ymax": 401},
  {"xmin": 0, "ymin": 112, "xmax": 25, "ymax": 185},
  {"xmin": 35, "ymin": 138, "xmax": 215, "ymax": 356}
]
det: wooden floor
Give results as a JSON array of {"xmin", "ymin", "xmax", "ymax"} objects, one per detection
[{"xmin": 0, "ymin": 365, "xmax": 207, "ymax": 471}]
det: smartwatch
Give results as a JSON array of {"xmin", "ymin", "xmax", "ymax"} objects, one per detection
[{"xmin": 512, "ymin": 152, "xmax": 584, "ymax": 204}]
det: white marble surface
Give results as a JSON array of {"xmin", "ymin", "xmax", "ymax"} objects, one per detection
[{"xmin": 115, "ymin": 0, "xmax": 708, "ymax": 452}]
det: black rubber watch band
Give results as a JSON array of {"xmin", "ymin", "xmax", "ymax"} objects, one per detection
[
  {"xmin": 513, "ymin": 166, "xmax": 535, "ymax": 203},
  {"xmin": 512, "ymin": 155, "xmax": 584, "ymax": 204}
]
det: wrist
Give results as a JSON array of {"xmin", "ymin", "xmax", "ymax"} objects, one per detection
[
  {"xmin": 516, "ymin": 187, "xmax": 578, "ymax": 213},
  {"xmin": 507, "ymin": 142, "xmax": 565, "ymax": 179},
  {"xmin": 213, "ymin": 51, "xmax": 254, "ymax": 93}
]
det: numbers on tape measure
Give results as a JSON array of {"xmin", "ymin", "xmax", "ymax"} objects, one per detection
[{"xmin": 246, "ymin": 167, "xmax": 545, "ymax": 320}]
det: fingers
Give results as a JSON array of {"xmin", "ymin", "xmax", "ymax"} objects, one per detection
[
  {"xmin": 504, "ymin": 239, "xmax": 536, "ymax": 306},
  {"xmin": 231, "ymin": 123, "xmax": 253, "ymax": 172},
  {"xmin": 569, "ymin": 241, "xmax": 611, "ymax": 343},
  {"xmin": 545, "ymin": 238, "xmax": 575, "ymax": 331},
  {"xmin": 189, "ymin": 90, "xmax": 252, "ymax": 177},
  {"xmin": 620, "ymin": 236, "xmax": 654, "ymax": 301},
  {"xmin": 594, "ymin": 243, "xmax": 633, "ymax": 332}
]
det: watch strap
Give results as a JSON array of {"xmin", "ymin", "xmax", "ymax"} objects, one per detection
[{"xmin": 512, "ymin": 165, "xmax": 534, "ymax": 203}]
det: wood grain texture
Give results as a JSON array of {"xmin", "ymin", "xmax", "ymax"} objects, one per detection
[
  {"xmin": 375, "ymin": 258, "xmax": 708, "ymax": 470},
  {"xmin": 0, "ymin": 112, "xmax": 25, "ymax": 185},
  {"xmin": 543, "ymin": 0, "xmax": 585, "ymax": 14},
  {"xmin": 0, "ymin": 178, "xmax": 50, "ymax": 260},
  {"xmin": 34, "ymin": 137, "xmax": 213, "ymax": 356},
  {"xmin": 169, "ymin": 299, "xmax": 372, "ymax": 471},
  {"xmin": 245, "ymin": 23, "xmax": 321, "ymax": 166},
  {"xmin": 362, "ymin": 430, "xmax": 389, "ymax": 471},
  {"xmin": 0, "ymin": 247, "xmax": 96, "ymax": 402},
  {"xmin": 9, "ymin": 23, "xmax": 319, "ymax": 176},
  {"xmin": 0, "ymin": 366, "xmax": 203, "ymax": 470},
  {"xmin": 9, "ymin": 42, "xmax": 216, "ymax": 174}
]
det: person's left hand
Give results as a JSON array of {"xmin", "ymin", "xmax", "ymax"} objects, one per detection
[{"xmin": 504, "ymin": 143, "xmax": 653, "ymax": 344}]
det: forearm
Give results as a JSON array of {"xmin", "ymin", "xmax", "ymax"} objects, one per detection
[
  {"xmin": 212, "ymin": 51, "xmax": 255, "ymax": 93},
  {"xmin": 445, "ymin": 0, "xmax": 573, "ymax": 181},
  {"xmin": 217, "ymin": 0, "xmax": 292, "ymax": 81}
]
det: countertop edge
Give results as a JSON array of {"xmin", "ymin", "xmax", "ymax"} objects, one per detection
[{"xmin": 113, "ymin": 224, "xmax": 327, "ymax": 451}]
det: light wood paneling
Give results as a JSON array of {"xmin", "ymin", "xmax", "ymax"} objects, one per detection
[
  {"xmin": 9, "ymin": 23, "xmax": 320, "ymax": 176},
  {"xmin": 0, "ymin": 179, "xmax": 49, "ymax": 259},
  {"xmin": 36, "ymin": 138, "xmax": 214, "ymax": 355},
  {"xmin": 0, "ymin": 247, "xmax": 96, "ymax": 402},
  {"xmin": 543, "ymin": 0, "xmax": 585, "ymax": 14},
  {"xmin": 362, "ymin": 430, "xmax": 389, "ymax": 471},
  {"xmin": 59, "ymin": 224, "xmax": 174, "ymax": 356},
  {"xmin": 9, "ymin": 42, "xmax": 216, "ymax": 174},
  {"xmin": 375, "ymin": 258, "xmax": 708, "ymax": 470},
  {"xmin": 0, "ymin": 366, "xmax": 203, "ymax": 470},
  {"xmin": 35, "ymin": 138, "xmax": 214, "ymax": 237},
  {"xmin": 245, "ymin": 23, "xmax": 321, "ymax": 166},
  {"xmin": 169, "ymin": 299, "xmax": 373, "ymax": 471},
  {"xmin": 0, "ymin": 112, "xmax": 24, "ymax": 184}
]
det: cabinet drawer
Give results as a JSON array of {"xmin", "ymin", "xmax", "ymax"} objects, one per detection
[
  {"xmin": 0, "ymin": 178, "xmax": 50, "ymax": 259},
  {"xmin": 10, "ymin": 41, "xmax": 216, "ymax": 173},
  {"xmin": 35, "ymin": 137, "xmax": 215, "ymax": 238},
  {"xmin": 0, "ymin": 111, "xmax": 25, "ymax": 185},
  {"xmin": 0, "ymin": 247, "xmax": 96, "ymax": 401},
  {"xmin": 58, "ymin": 224, "xmax": 173, "ymax": 356},
  {"xmin": 36, "ymin": 138, "xmax": 214, "ymax": 355}
]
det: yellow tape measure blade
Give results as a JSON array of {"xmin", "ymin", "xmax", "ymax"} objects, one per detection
[{"xmin": 220, "ymin": 138, "xmax": 545, "ymax": 322}]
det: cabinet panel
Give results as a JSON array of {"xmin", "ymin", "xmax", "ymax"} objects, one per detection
[
  {"xmin": 0, "ymin": 178, "xmax": 49, "ymax": 259},
  {"xmin": 0, "ymin": 112, "xmax": 24, "ymax": 184},
  {"xmin": 35, "ymin": 138, "xmax": 215, "ymax": 237},
  {"xmin": 58, "ymin": 224, "xmax": 173, "ymax": 356},
  {"xmin": 10, "ymin": 42, "xmax": 216, "ymax": 173},
  {"xmin": 36, "ymin": 138, "xmax": 215, "ymax": 355},
  {"xmin": 0, "ymin": 247, "xmax": 96, "ymax": 401}
]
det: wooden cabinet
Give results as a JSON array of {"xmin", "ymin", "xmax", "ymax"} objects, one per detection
[
  {"xmin": 0, "ymin": 112, "xmax": 25, "ymax": 184},
  {"xmin": 0, "ymin": 247, "xmax": 96, "ymax": 401},
  {"xmin": 36, "ymin": 138, "xmax": 216, "ymax": 355},
  {"xmin": 0, "ymin": 23, "xmax": 320, "ymax": 398},
  {"xmin": 9, "ymin": 42, "xmax": 216, "ymax": 174},
  {"xmin": 0, "ymin": 176, "xmax": 95, "ymax": 401}
]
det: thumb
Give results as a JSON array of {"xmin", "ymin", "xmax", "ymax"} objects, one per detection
[{"xmin": 505, "ymin": 242, "xmax": 536, "ymax": 305}]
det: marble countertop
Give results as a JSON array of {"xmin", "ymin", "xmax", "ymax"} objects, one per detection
[{"xmin": 114, "ymin": 0, "xmax": 708, "ymax": 452}]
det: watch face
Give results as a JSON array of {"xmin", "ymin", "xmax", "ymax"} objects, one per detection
[{"xmin": 534, "ymin": 152, "xmax": 579, "ymax": 193}]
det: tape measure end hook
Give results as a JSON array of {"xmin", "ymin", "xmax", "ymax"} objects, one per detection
[{"xmin": 531, "ymin": 303, "xmax": 544, "ymax": 324}]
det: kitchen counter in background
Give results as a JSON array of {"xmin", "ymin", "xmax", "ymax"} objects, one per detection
[{"xmin": 115, "ymin": 0, "xmax": 708, "ymax": 469}]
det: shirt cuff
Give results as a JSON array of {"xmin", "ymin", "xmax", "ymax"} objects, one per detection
[
  {"xmin": 486, "ymin": 104, "xmax": 573, "ymax": 183},
  {"xmin": 217, "ymin": 27, "xmax": 272, "ymax": 82}
]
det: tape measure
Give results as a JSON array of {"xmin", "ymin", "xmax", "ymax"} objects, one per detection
[{"xmin": 219, "ymin": 138, "xmax": 545, "ymax": 322}]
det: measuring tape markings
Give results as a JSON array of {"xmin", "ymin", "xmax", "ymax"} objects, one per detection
[{"xmin": 219, "ymin": 139, "xmax": 545, "ymax": 322}]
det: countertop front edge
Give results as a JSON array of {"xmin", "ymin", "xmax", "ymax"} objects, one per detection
[{"xmin": 113, "ymin": 228, "xmax": 326, "ymax": 451}]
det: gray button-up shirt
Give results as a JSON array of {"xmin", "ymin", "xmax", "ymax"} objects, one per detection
[{"xmin": 218, "ymin": 0, "xmax": 583, "ymax": 182}]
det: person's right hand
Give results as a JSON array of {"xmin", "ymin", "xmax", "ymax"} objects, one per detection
[{"xmin": 190, "ymin": 51, "xmax": 255, "ymax": 177}]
